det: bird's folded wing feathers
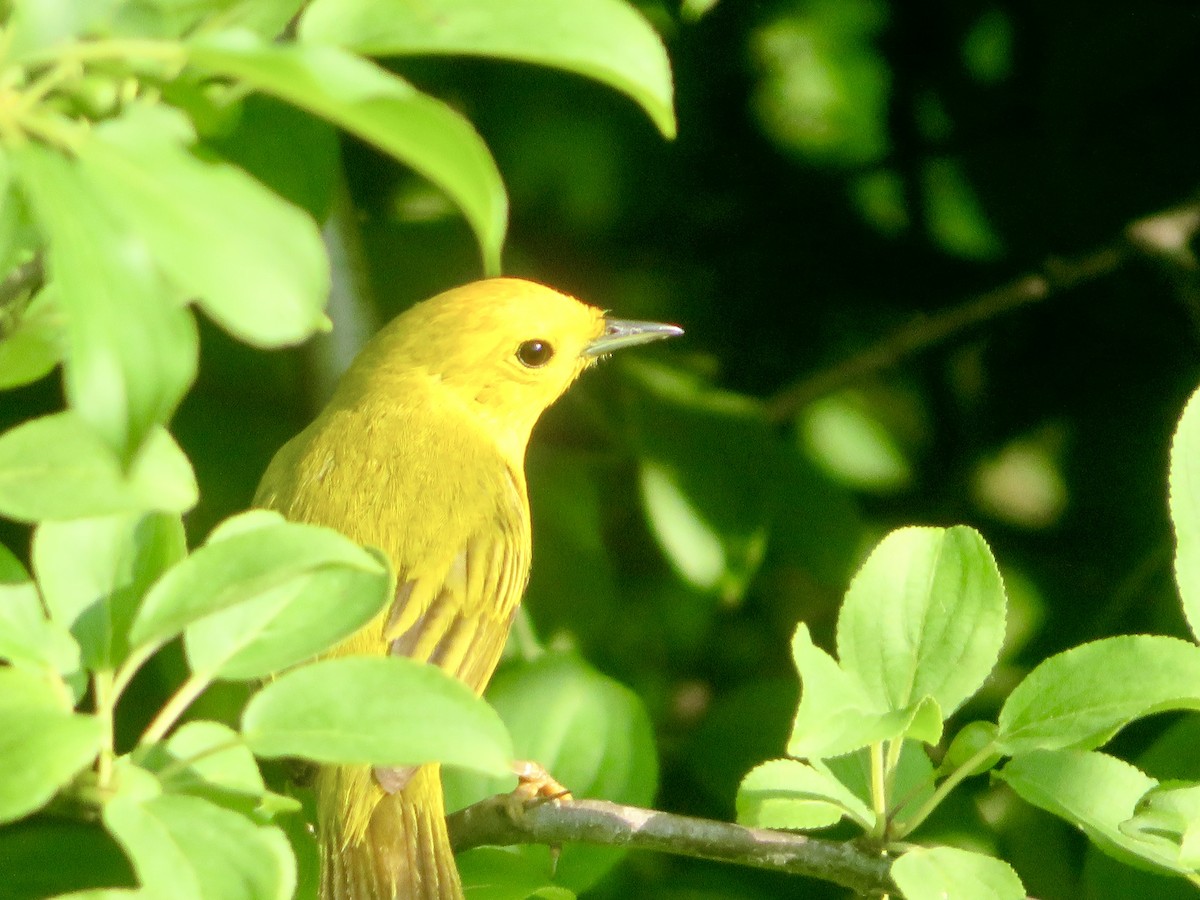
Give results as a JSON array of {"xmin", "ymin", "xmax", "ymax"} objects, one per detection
[{"xmin": 384, "ymin": 511, "xmax": 530, "ymax": 694}]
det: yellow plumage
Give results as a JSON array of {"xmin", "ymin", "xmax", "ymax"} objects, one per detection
[{"xmin": 254, "ymin": 277, "xmax": 679, "ymax": 899}]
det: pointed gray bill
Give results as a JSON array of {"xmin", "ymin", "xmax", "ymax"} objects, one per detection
[{"xmin": 585, "ymin": 318, "xmax": 684, "ymax": 357}]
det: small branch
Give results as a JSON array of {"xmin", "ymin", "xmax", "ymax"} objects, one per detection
[
  {"xmin": 447, "ymin": 795, "xmax": 896, "ymax": 897},
  {"xmin": 138, "ymin": 670, "xmax": 213, "ymax": 746},
  {"xmin": 765, "ymin": 200, "xmax": 1200, "ymax": 422}
]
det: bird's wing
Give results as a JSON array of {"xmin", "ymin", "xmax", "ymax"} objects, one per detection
[
  {"xmin": 371, "ymin": 476, "xmax": 530, "ymax": 796},
  {"xmin": 382, "ymin": 470, "xmax": 531, "ymax": 696}
]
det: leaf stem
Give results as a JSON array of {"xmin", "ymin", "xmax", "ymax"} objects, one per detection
[
  {"xmin": 868, "ymin": 742, "xmax": 888, "ymax": 839},
  {"xmin": 110, "ymin": 643, "xmax": 157, "ymax": 706},
  {"xmin": 891, "ymin": 742, "xmax": 999, "ymax": 839},
  {"xmin": 883, "ymin": 738, "xmax": 903, "ymax": 807},
  {"xmin": 92, "ymin": 670, "xmax": 116, "ymax": 790},
  {"xmin": 19, "ymin": 59, "xmax": 81, "ymax": 110},
  {"xmin": 139, "ymin": 670, "xmax": 214, "ymax": 746},
  {"xmin": 21, "ymin": 38, "xmax": 186, "ymax": 71}
]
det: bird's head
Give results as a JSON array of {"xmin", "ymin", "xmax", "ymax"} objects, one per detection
[{"xmin": 337, "ymin": 278, "xmax": 681, "ymax": 459}]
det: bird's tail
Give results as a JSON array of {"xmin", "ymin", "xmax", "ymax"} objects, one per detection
[{"xmin": 318, "ymin": 763, "xmax": 464, "ymax": 900}]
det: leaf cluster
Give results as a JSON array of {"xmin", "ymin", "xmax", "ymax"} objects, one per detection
[{"xmin": 734, "ymin": 383, "xmax": 1200, "ymax": 897}]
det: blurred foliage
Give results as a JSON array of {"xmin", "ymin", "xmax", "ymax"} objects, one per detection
[{"xmin": 2, "ymin": 0, "xmax": 1200, "ymax": 896}]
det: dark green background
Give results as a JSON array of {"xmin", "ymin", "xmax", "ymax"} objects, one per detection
[{"xmin": 3, "ymin": 1, "xmax": 1199, "ymax": 897}]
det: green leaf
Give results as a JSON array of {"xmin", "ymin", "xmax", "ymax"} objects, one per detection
[
  {"xmin": 136, "ymin": 721, "xmax": 299, "ymax": 816},
  {"xmin": 1169, "ymin": 382, "xmax": 1200, "ymax": 642},
  {"xmin": 922, "ymin": 156, "xmax": 1004, "ymax": 261},
  {"xmin": 1124, "ymin": 782, "xmax": 1200, "ymax": 870},
  {"xmin": 446, "ymin": 652, "xmax": 657, "ymax": 893},
  {"xmin": 799, "ymin": 390, "xmax": 914, "ymax": 493},
  {"xmin": 76, "ymin": 104, "xmax": 331, "ymax": 349},
  {"xmin": 34, "ymin": 513, "xmax": 185, "ymax": 669},
  {"xmin": 891, "ymin": 846, "xmax": 1025, "ymax": 900},
  {"xmin": 184, "ymin": 550, "xmax": 391, "ymax": 681},
  {"xmin": 0, "ymin": 543, "xmax": 80, "ymax": 674},
  {"xmin": 998, "ymin": 749, "xmax": 1188, "ymax": 874},
  {"xmin": 207, "ymin": 95, "xmax": 340, "ymax": 222},
  {"xmin": 103, "ymin": 791, "xmax": 295, "ymax": 900},
  {"xmin": 0, "ymin": 412, "xmax": 198, "ymax": 522},
  {"xmin": 0, "ymin": 288, "xmax": 62, "ymax": 391},
  {"xmin": 939, "ymin": 721, "xmax": 1002, "ymax": 778},
  {"xmin": 128, "ymin": 511, "xmax": 385, "ymax": 656},
  {"xmin": 996, "ymin": 635, "xmax": 1200, "ymax": 755},
  {"xmin": 150, "ymin": 722, "xmax": 264, "ymax": 796},
  {"xmin": 492, "ymin": 652, "xmax": 656, "ymax": 805},
  {"xmin": 187, "ymin": 30, "xmax": 508, "ymax": 275},
  {"xmin": 0, "ymin": 669, "xmax": 103, "ymax": 824},
  {"xmin": 737, "ymin": 758, "xmax": 872, "ymax": 830},
  {"xmin": 456, "ymin": 847, "xmax": 563, "ymax": 900},
  {"xmin": 241, "ymin": 656, "xmax": 511, "ymax": 775},
  {"xmin": 827, "ymin": 740, "xmax": 936, "ymax": 825},
  {"xmin": 298, "ymin": 0, "xmax": 676, "ymax": 140},
  {"xmin": 113, "ymin": 0, "xmax": 303, "ymax": 39},
  {"xmin": 0, "ymin": 664, "xmax": 68, "ymax": 712},
  {"xmin": 5, "ymin": 0, "xmax": 122, "ymax": 60},
  {"xmin": 961, "ymin": 9, "xmax": 1014, "ymax": 85},
  {"xmin": 787, "ymin": 623, "xmax": 942, "ymax": 760},
  {"xmin": 837, "ymin": 525, "xmax": 1007, "ymax": 717},
  {"xmin": 629, "ymin": 365, "xmax": 776, "ymax": 600},
  {"xmin": 14, "ymin": 141, "xmax": 198, "ymax": 461}
]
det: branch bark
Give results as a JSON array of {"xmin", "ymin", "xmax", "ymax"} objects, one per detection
[
  {"xmin": 447, "ymin": 794, "xmax": 896, "ymax": 897},
  {"xmin": 765, "ymin": 200, "xmax": 1200, "ymax": 422}
]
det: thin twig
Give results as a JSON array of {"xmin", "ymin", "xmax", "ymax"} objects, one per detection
[
  {"xmin": 447, "ymin": 795, "xmax": 896, "ymax": 896},
  {"xmin": 766, "ymin": 200, "xmax": 1200, "ymax": 422}
]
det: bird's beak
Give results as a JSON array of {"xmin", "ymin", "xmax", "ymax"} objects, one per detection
[{"xmin": 585, "ymin": 318, "xmax": 684, "ymax": 358}]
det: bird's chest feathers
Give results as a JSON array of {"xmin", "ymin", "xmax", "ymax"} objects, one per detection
[{"xmin": 294, "ymin": 395, "xmax": 529, "ymax": 572}]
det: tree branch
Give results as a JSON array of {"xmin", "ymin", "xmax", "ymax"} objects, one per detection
[
  {"xmin": 447, "ymin": 795, "xmax": 896, "ymax": 897},
  {"xmin": 765, "ymin": 200, "xmax": 1200, "ymax": 422}
]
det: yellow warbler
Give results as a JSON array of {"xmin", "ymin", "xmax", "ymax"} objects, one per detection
[{"xmin": 255, "ymin": 278, "xmax": 681, "ymax": 900}]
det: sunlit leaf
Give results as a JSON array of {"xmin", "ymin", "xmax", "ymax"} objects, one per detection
[
  {"xmin": 0, "ymin": 288, "xmax": 61, "ymax": 391},
  {"xmin": 104, "ymin": 790, "xmax": 295, "ymax": 900},
  {"xmin": 788, "ymin": 623, "xmax": 941, "ymax": 759},
  {"xmin": 837, "ymin": 526, "xmax": 1006, "ymax": 717},
  {"xmin": 0, "ymin": 413, "xmax": 197, "ymax": 523},
  {"xmin": 737, "ymin": 758, "xmax": 872, "ymax": 830},
  {"xmin": 0, "ymin": 669, "xmax": 103, "ymax": 824},
  {"xmin": 998, "ymin": 749, "xmax": 1188, "ymax": 874},
  {"xmin": 129, "ymin": 511, "xmax": 385, "ymax": 656},
  {"xmin": 184, "ymin": 553, "xmax": 391, "ymax": 681},
  {"xmin": 0, "ymin": 543, "xmax": 80, "ymax": 674},
  {"xmin": 34, "ymin": 513, "xmax": 185, "ymax": 669},
  {"xmin": 242, "ymin": 657, "xmax": 511, "ymax": 775},
  {"xmin": 187, "ymin": 30, "xmax": 507, "ymax": 275},
  {"xmin": 78, "ymin": 104, "xmax": 330, "ymax": 348},
  {"xmin": 1169, "ymin": 382, "xmax": 1200, "ymax": 641},
  {"xmin": 997, "ymin": 636, "xmax": 1200, "ymax": 755},
  {"xmin": 299, "ymin": 0, "xmax": 676, "ymax": 139},
  {"xmin": 15, "ymin": 141, "xmax": 198, "ymax": 460},
  {"xmin": 891, "ymin": 846, "xmax": 1025, "ymax": 900}
]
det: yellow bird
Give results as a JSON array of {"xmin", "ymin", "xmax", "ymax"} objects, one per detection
[{"xmin": 254, "ymin": 278, "xmax": 681, "ymax": 899}]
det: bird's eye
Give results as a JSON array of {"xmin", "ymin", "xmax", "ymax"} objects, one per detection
[{"xmin": 516, "ymin": 339, "xmax": 554, "ymax": 368}]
